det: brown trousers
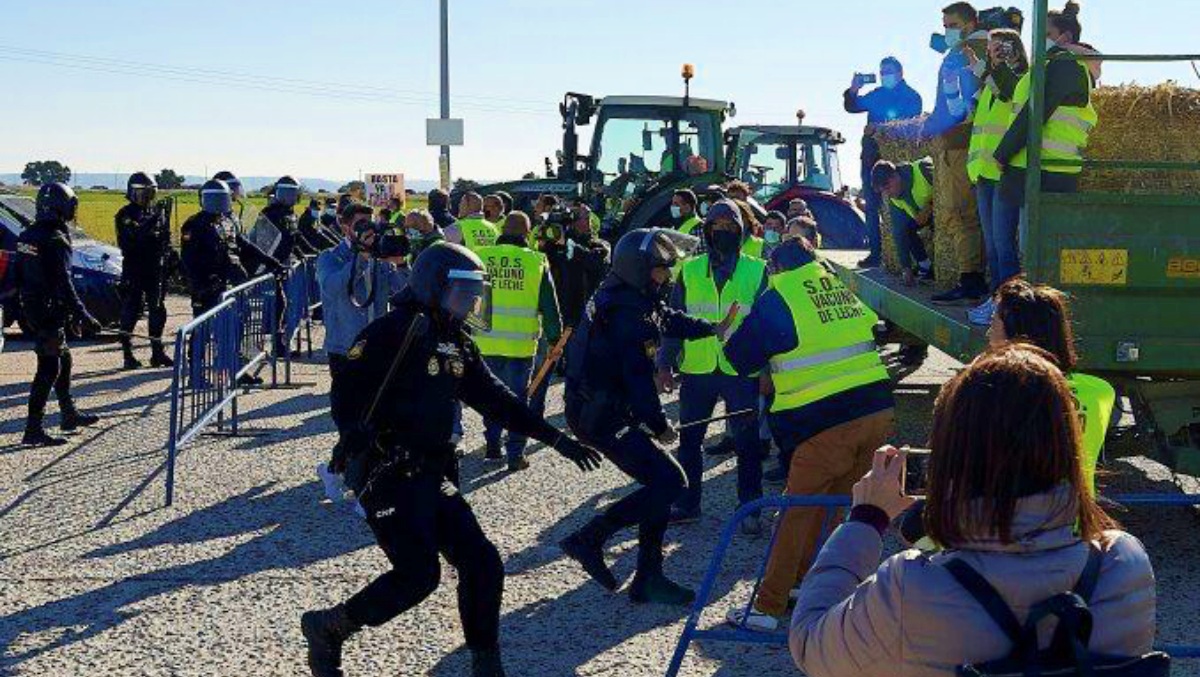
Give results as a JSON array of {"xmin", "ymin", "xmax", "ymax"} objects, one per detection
[
  {"xmin": 932, "ymin": 146, "xmax": 984, "ymax": 277},
  {"xmin": 754, "ymin": 408, "xmax": 895, "ymax": 616}
]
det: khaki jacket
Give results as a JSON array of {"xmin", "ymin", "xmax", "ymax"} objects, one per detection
[{"xmin": 790, "ymin": 488, "xmax": 1156, "ymax": 677}]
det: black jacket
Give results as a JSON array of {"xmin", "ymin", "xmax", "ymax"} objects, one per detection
[
  {"xmin": 115, "ymin": 202, "xmax": 173, "ymax": 279},
  {"xmin": 16, "ymin": 218, "xmax": 90, "ymax": 329},
  {"xmin": 334, "ymin": 296, "xmax": 562, "ymax": 491},
  {"xmin": 565, "ymin": 278, "xmax": 713, "ymax": 439},
  {"xmin": 543, "ymin": 233, "xmax": 610, "ymax": 328},
  {"xmin": 262, "ymin": 203, "xmax": 320, "ymax": 264},
  {"xmin": 298, "ymin": 209, "xmax": 340, "ymax": 251},
  {"xmin": 181, "ymin": 212, "xmax": 252, "ymax": 300}
]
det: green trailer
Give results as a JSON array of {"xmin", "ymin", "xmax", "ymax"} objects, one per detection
[{"xmin": 827, "ymin": 1, "xmax": 1200, "ymax": 473}]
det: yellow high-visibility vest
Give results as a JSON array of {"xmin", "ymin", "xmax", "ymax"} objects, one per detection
[
  {"xmin": 887, "ymin": 160, "xmax": 934, "ymax": 222},
  {"xmin": 968, "ymin": 84, "xmax": 1016, "ymax": 183},
  {"xmin": 767, "ymin": 262, "xmax": 889, "ymax": 412},
  {"xmin": 679, "ymin": 254, "xmax": 765, "ymax": 375},
  {"xmin": 743, "ymin": 235, "xmax": 765, "ymax": 260},
  {"xmin": 1011, "ymin": 59, "xmax": 1097, "ymax": 175},
  {"xmin": 458, "ymin": 217, "xmax": 498, "ymax": 252},
  {"xmin": 473, "ymin": 244, "xmax": 546, "ymax": 358},
  {"xmin": 1067, "ymin": 372, "xmax": 1116, "ymax": 494}
]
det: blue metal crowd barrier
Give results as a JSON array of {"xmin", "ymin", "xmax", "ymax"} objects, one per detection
[
  {"xmin": 222, "ymin": 273, "xmax": 277, "ymax": 386},
  {"xmin": 164, "ymin": 298, "xmax": 239, "ymax": 506},
  {"xmin": 665, "ymin": 493, "xmax": 1200, "ymax": 676},
  {"xmin": 281, "ymin": 260, "xmax": 310, "ymax": 384}
]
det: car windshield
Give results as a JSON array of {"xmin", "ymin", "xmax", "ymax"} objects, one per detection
[{"xmin": 592, "ymin": 106, "xmax": 719, "ymax": 204}]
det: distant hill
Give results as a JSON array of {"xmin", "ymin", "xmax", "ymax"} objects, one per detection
[{"xmin": 0, "ymin": 173, "xmax": 443, "ymax": 194}]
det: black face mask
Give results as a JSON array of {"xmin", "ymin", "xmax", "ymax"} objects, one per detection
[{"xmin": 710, "ymin": 231, "xmax": 741, "ymax": 258}]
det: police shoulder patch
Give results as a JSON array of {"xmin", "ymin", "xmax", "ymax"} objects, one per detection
[{"xmin": 348, "ymin": 340, "xmax": 367, "ymax": 360}]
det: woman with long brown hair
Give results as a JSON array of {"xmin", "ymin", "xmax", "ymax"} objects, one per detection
[{"xmin": 788, "ymin": 344, "xmax": 1155, "ymax": 677}]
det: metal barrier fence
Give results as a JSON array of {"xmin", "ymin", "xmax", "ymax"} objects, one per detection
[
  {"xmin": 164, "ymin": 298, "xmax": 239, "ymax": 506},
  {"xmin": 666, "ymin": 493, "xmax": 1200, "ymax": 676},
  {"xmin": 280, "ymin": 260, "xmax": 310, "ymax": 384},
  {"xmin": 222, "ymin": 273, "xmax": 277, "ymax": 386}
]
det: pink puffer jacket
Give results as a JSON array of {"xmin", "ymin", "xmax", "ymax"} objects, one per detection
[{"xmin": 790, "ymin": 487, "xmax": 1155, "ymax": 677}]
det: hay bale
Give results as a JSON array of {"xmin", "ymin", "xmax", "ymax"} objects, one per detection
[{"xmin": 874, "ymin": 117, "xmax": 946, "ymax": 283}]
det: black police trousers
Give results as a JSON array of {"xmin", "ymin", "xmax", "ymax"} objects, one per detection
[
  {"xmin": 120, "ymin": 273, "xmax": 167, "ymax": 339},
  {"xmin": 345, "ymin": 467, "xmax": 503, "ymax": 650},
  {"xmin": 27, "ymin": 327, "xmax": 75, "ymax": 428}
]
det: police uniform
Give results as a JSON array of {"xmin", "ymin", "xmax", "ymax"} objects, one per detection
[
  {"xmin": 17, "ymin": 213, "xmax": 100, "ymax": 442},
  {"xmin": 261, "ymin": 202, "xmax": 320, "ymax": 265},
  {"xmin": 115, "ymin": 200, "xmax": 174, "ymax": 362},
  {"xmin": 723, "ymin": 241, "xmax": 894, "ymax": 620},
  {"xmin": 180, "ymin": 211, "xmax": 281, "ymax": 316}
]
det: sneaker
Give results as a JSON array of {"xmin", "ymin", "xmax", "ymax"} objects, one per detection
[
  {"xmin": 22, "ymin": 428, "xmax": 68, "ymax": 447},
  {"xmin": 725, "ymin": 606, "xmax": 780, "ymax": 633},
  {"xmin": 932, "ymin": 284, "xmax": 984, "ymax": 305},
  {"xmin": 668, "ymin": 506, "xmax": 701, "ymax": 525},
  {"xmin": 629, "ymin": 572, "xmax": 695, "ymax": 606},
  {"xmin": 968, "ymin": 298, "xmax": 996, "ymax": 326},
  {"xmin": 317, "ymin": 463, "xmax": 347, "ymax": 503},
  {"xmin": 506, "ymin": 457, "xmax": 530, "ymax": 473},
  {"xmin": 857, "ymin": 254, "xmax": 882, "ymax": 269},
  {"xmin": 60, "ymin": 411, "xmax": 100, "ymax": 432}
]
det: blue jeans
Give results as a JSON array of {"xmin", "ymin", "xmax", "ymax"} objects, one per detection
[
  {"xmin": 862, "ymin": 164, "xmax": 883, "ymax": 259},
  {"xmin": 675, "ymin": 372, "xmax": 763, "ymax": 513},
  {"xmin": 977, "ymin": 179, "xmax": 1022, "ymax": 291},
  {"xmin": 483, "ymin": 355, "xmax": 535, "ymax": 460},
  {"xmin": 888, "ymin": 204, "xmax": 929, "ymax": 270}
]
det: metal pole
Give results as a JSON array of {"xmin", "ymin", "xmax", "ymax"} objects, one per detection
[
  {"xmin": 1025, "ymin": 0, "xmax": 1049, "ymax": 279},
  {"xmin": 439, "ymin": 0, "xmax": 451, "ymax": 189}
]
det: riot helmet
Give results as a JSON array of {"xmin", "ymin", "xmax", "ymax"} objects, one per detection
[
  {"xmin": 610, "ymin": 228, "xmax": 694, "ymax": 295},
  {"xmin": 270, "ymin": 175, "xmax": 301, "ymax": 208},
  {"xmin": 199, "ymin": 179, "xmax": 234, "ymax": 215},
  {"xmin": 212, "ymin": 170, "xmax": 244, "ymax": 200},
  {"xmin": 408, "ymin": 242, "xmax": 492, "ymax": 330},
  {"xmin": 36, "ymin": 182, "xmax": 79, "ymax": 222},
  {"xmin": 126, "ymin": 172, "xmax": 158, "ymax": 207}
]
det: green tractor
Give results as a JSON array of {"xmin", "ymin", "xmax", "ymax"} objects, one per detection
[{"xmin": 473, "ymin": 70, "xmax": 735, "ymax": 240}]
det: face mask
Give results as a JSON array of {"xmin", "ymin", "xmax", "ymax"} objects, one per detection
[
  {"xmin": 944, "ymin": 28, "xmax": 963, "ymax": 49},
  {"xmin": 324, "ymin": 208, "xmax": 336, "ymax": 217},
  {"xmin": 310, "ymin": 209, "xmax": 320, "ymax": 218},
  {"xmin": 1046, "ymin": 38, "xmax": 1059, "ymax": 52},
  {"xmin": 710, "ymin": 231, "xmax": 740, "ymax": 257},
  {"xmin": 764, "ymin": 230, "xmax": 782, "ymax": 244},
  {"xmin": 881, "ymin": 74, "xmax": 900, "ymax": 89},
  {"xmin": 406, "ymin": 228, "xmax": 422, "ymax": 240},
  {"xmin": 670, "ymin": 205, "xmax": 682, "ymax": 219},
  {"xmin": 699, "ymin": 203, "xmax": 710, "ymax": 217}
]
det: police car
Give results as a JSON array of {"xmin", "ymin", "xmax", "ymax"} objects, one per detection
[{"xmin": 0, "ymin": 193, "xmax": 123, "ymax": 336}]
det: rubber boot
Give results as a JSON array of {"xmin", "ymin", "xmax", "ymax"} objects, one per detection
[
  {"xmin": 121, "ymin": 338, "xmax": 142, "ymax": 370},
  {"xmin": 629, "ymin": 571, "xmax": 696, "ymax": 606},
  {"xmin": 150, "ymin": 341, "xmax": 174, "ymax": 368},
  {"xmin": 560, "ymin": 516, "xmax": 619, "ymax": 591},
  {"xmin": 471, "ymin": 646, "xmax": 507, "ymax": 677},
  {"xmin": 301, "ymin": 604, "xmax": 360, "ymax": 677}
]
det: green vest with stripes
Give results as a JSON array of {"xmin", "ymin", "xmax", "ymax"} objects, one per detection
[
  {"xmin": 968, "ymin": 84, "xmax": 1015, "ymax": 183},
  {"xmin": 743, "ymin": 235, "xmax": 765, "ymax": 260},
  {"xmin": 768, "ymin": 262, "xmax": 888, "ymax": 413},
  {"xmin": 887, "ymin": 160, "xmax": 934, "ymax": 222},
  {"xmin": 458, "ymin": 217, "xmax": 499, "ymax": 252},
  {"xmin": 1012, "ymin": 59, "xmax": 1097, "ymax": 175},
  {"xmin": 679, "ymin": 254, "xmax": 766, "ymax": 375},
  {"xmin": 1067, "ymin": 372, "xmax": 1116, "ymax": 495},
  {"xmin": 474, "ymin": 244, "xmax": 546, "ymax": 359}
]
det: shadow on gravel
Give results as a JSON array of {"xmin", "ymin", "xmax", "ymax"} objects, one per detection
[
  {"xmin": 0, "ymin": 481, "xmax": 372, "ymax": 670},
  {"xmin": 0, "ymin": 369, "xmax": 169, "ymax": 437}
]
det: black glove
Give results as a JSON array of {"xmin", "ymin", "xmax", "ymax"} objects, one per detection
[{"xmin": 553, "ymin": 434, "xmax": 603, "ymax": 472}]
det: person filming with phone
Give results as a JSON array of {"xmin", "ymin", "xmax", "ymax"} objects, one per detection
[{"xmin": 789, "ymin": 343, "xmax": 1159, "ymax": 677}]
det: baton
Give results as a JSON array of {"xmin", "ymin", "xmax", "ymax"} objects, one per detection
[
  {"xmin": 526, "ymin": 327, "xmax": 573, "ymax": 398},
  {"xmin": 677, "ymin": 408, "xmax": 758, "ymax": 431},
  {"xmin": 98, "ymin": 328, "xmax": 170, "ymax": 344}
]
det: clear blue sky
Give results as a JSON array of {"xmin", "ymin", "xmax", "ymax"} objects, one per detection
[{"xmin": 2, "ymin": 1, "xmax": 1194, "ymax": 187}]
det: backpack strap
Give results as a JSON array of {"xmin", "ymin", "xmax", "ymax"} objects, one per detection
[
  {"xmin": 1072, "ymin": 541, "xmax": 1104, "ymax": 602},
  {"xmin": 944, "ymin": 558, "xmax": 1026, "ymax": 649}
]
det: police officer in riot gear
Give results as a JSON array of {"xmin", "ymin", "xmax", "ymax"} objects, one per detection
[
  {"xmin": 17, "ymin": 183, "xmax": 102, "ymax": 446},
  {"xmin": 559, "ymin": 228, "xmax": 734, "ymax": 606},
  {"xmin": 302, "ymin": 242, "xmax": 601, "ymax": 677},
  {"xmin": 211, "ymin": 170, "xmax": 245, "ymax": 218},
  {"xmin": 255, "ymin": 175, "xmax": 321, "ymax": 265},
  {"xmin": 115, "ymin": 172, "xmax": 176, "ymax": 369}
]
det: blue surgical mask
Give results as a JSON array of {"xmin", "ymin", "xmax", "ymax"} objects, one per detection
[
  {"xmin": 764, "ymin": 230, "xmax": 781, "ymax": 244},
  {"xmin": 670, "ymin": 205, "xmax": 682, "ymax": 219},
  {"xmin": 699, "ymin": 203, "xmax": 710, "ymax": 217},
  {"xmin": 881, "ymin": 74, "xmax": 900, "ymax": 89},
  {"xmin": 406, "ymin": 228, "xmax": 421, "ymax": 240},
  {"xmin": 945, "ymin": 28, "xmax": 963, "ymax": 49},
  {"xmin": 1046, "ymin": 38, "xmax": 1059, "ymax": 52},
  {"xmin": 310, "ymin": 208, "xmax": 319, "ymax": 218}
]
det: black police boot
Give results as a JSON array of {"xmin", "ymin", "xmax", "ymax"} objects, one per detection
[
  {"xmin": 121, "ymin": 339, "xmax": 142, "ymax": 370},
  {"xmin": 301, "ymin": 604, "xmax": 360, "ymax": 677},
  {"xmin": 705, "ymin": 433, "xmax": 736, "ymax": 457},
  {"xmin": 484, "ymin": 442, "xmax": 503, "ymax": 461},
  {"xmin": 470, "ymin": 646, "xmax": 507, "ymax": 677},
  {"xmin": 629, "ymin": 571, "xmax": 696, "ymax": 606},
  {"xmin": 150, "ymin": 341, "xmax": 174, "ymax": 368},
  {"xmin": 560, "ymin": 516, "xmax": 619, "ymax": 591},
  {"xmin": 60, "ymin": 407, "xmax": 100, "ymax": 432},
  {"xmin": 23, "ymin": 425, "xmax": 68, "ymax": 447}
]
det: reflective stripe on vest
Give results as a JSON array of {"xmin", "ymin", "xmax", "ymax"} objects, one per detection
[
  {"xmin": 678, "ymin": 215, "xmax": 702, "ymax": 237},
  {"xmin": 679, "ymin": 254, "xmax": 766, "ymax": 375},
  {"xmin": 968, "ymin": 85, "xmax": 1016, "ymax": 184},
  {"xmin": 458, "ymin": 218, "xmax": 498, "ymax": 251},
  {"xmin": 888, "ymin": 161, "xmax": 933, "ymax": 221},
  {"xmin": 1067, "ymin": 372, "xmax": 1116, "ymax": 496},
  {"xmin": 474, "ymin": 244, "xmax": 545, "ymax": 358},
  {"xmin": 767, "ymin": 262, "xmax": 888, "ymax": 413},
  {"xmin": 1012, "ymin": 59, "xmax": 1097, "ymax": 175}
]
